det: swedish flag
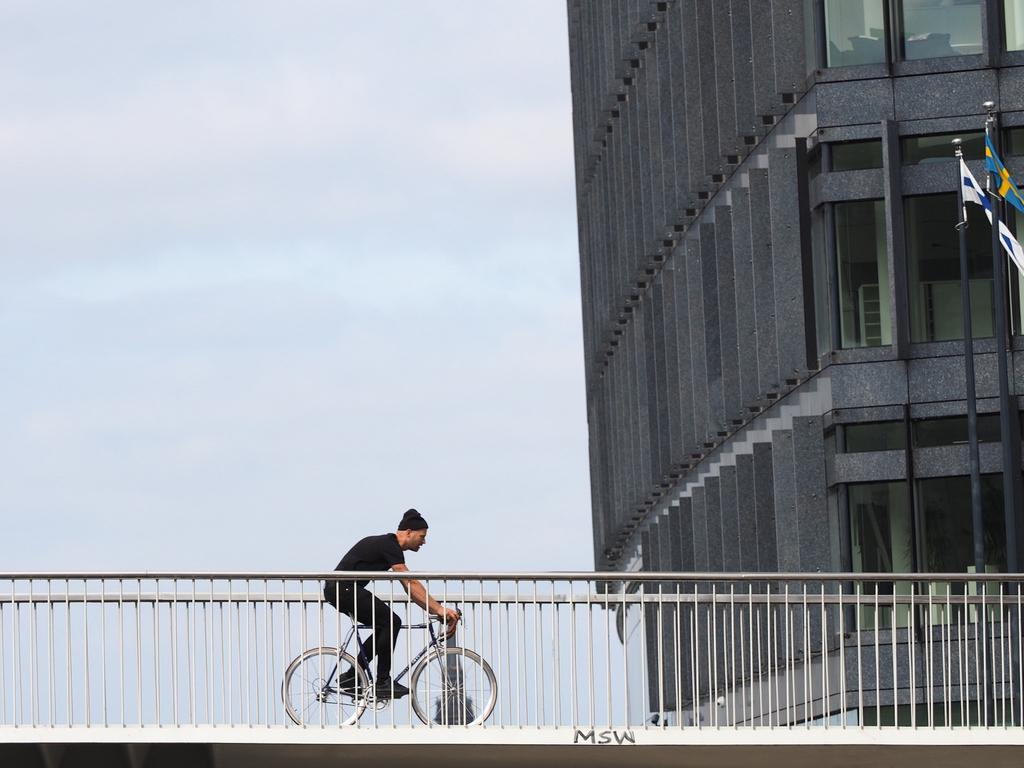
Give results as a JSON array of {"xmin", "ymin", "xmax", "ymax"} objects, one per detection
[{"xmin": 984, "ymin": 135, "xmax": 1024, "ymax": 214}]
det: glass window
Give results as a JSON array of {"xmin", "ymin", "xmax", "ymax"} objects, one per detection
[
  {"xmin": 805, "ymin": 0, "xmax": 819, "ymax": 74},
  {"xmin": 849, "ymin": 481, "xmax": 913, "ymax": 627},
  {"xmin": 901, "ymin": 0, "xmax": 983, "ymax": 60},
  {"xmin": 808, "ymin": 147, "xmax": 822, "ymax": 180},
  {"xmin": 1006, "ymin": 208, "xmax": 1024, "ymax": 335},
  {"xmin": 906, "ymin": 193, "xmax": 993, "ymax": 342},
  {"xmin": 831, "ymin": 140, "xmax": 883, "ymax": 171},
  {"xmin": 1007, "ymin": 127, "xmax": 1024, "ymax": 157},
  {"xmin": 901, "ymin": 132, "xmax": 984, "ymax": 165},
  {"xmin": 913, "ymin": 414, "xmax": 1001, "ymax": 447},
  {"xmin": 845, "ymin": 421, "xmax": 906, "ymax": 452},
  {"xmin": 811, "ymin": 208, "xmax": 831, "ymax": 358},
  {"xmin": 825, "ymin": 0, "xmax": 887, "ymax": 66},
  {"xmin": 1007, "ymin": 0, "xmax": 1024, "ymax": 52},
  {"xmin": 918, "ymin": 475, "xmax": 1006, "ymax": 572},
  {"xmin": 862, "ymin": 701, "xmax": 1009, "ymax": 727},
  {"xmin": 835, "ymin": 200, "xmax": 891, "ymax": 347},
  {"xmin": 850, "ymin": 482, "xmax": 913, "ymax": 574}
]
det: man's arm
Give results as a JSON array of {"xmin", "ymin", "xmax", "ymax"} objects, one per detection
[{"xmin": 391, "ymin": 564, "xmax": 459, "ymax": 632}]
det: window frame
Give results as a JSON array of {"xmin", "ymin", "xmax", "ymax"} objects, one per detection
[
  {"xmin": 832, "ymin": 198, "xmax": 892, "ymax": 349},
  {"xmin": 904, "ymin": 191, "xmax": 996, "ymax": 344},
  {"xmin": 842, "ymin": 420, "xmax": 907, "ymax": 453},
  {"xmin": 1004, "ymin": 0, "xmax": 1024, "ymax": 54},
  {"xmin": 847, "ymin": 473, "xmax": 1008, "ymax": 578},
  {"xmin": 820, "ymin": 0, "xmax": 987, "ymax": 70}
]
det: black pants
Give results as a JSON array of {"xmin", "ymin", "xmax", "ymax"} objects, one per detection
[{"xmin": 324, "ymin": 582, "xmax": 402, "ymax": 681}]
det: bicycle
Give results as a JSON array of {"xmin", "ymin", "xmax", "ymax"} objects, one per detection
[{"xmin": 282, "ymin": 609, "xmax": 497, "ymax": 726}]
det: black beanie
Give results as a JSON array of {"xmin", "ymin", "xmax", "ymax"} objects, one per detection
[{"xmin": 398, "ymin": 508, "xmax": 428, "ymax": 531}]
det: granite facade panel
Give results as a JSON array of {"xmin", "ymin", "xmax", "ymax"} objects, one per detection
[
  {"xmin": 641, "ymin": 301, "xmax": 663, "ymax": 484},
  {"xmin": 749, "ymin": 0, "xmax": 780, "ymax": 116},
  {"xmin": 829, "ymin": 361, "xmax": 908, "ymax": 408},
  {"xmin": 730, "ymin": 185, "xmax": 761, "ymax": 407},
  {"xmin": 623, "ymin": 363, "xmax": 637, "ymax": 517},
  {"xmin": 749, "ymin": 168, "xmax": 781, "ymax": 394},
  {"xmin": 665, "ymin": 3, "xmax": 692, "ymax": 213},
  {"xmin": 735, "ymin": 452, "xmax": 759, "ymax": 570},
  {"xmin": 681, "ymin": 0, "xmax": 709, "ymax": 196},
  {"xmin": 913, "ymin": 443, "xmax": 1004, "ymax": 478},
  {"xmin": 833, "ymin": 451, "xmax": 909, "ymax": 484},
  {"xmin": 715, "ymin": 206, "xmax": 741, "ymax": 422},
  {"xmin": 816, "ymin": 169, "xmax": 886, "ymax": 203},
  {"xmin": 649, "ymin": 277, "xmax": 671, "ymax": 476},
  {"xmin": 771, "ymin": 429, "xmax": 800, "ymax": 572},
  {"xmin": 604, "ymin": 365, "xmax": 619, "ymax": 525},
  {"xmin": 660, "ymin": 510, "xmax": 677, "ymax": 575},
  {"xmin": 999, "ymin": 66, "xmax": 1024, "ymax": 113},
  {"xmin": 704, "ymin": 476, "xmax": 724, "ymax": 572},
  {"xmin": 677, "ymin": 496, "xmax": 696, "ymax": 572},
  {"xmin": 700, "ymin": 222, "xmax": 725, "ymax": 434},
  {"xmin": 893, "ymin": 70, "xmax": 999, "ymax": 122},
  {"xmin": 660, "ymin": 266, "xmax": 685, "ymax": 460},
  {"xmin": 729, "ymin": 0, "xmax": 758, "ymax": 140},
  {"xmin": 901, "ymin": 164, "xmax": 963, "ymax": 197},
  {"xmin": 666, "ymin": 503, "xmax": 683, "ymax": 570},
  {"xmin": 667, "ymin": 247, "xmax": 697, "ymax": 454},
  {"xmin": 696, "ymin": 0, "xmax": 725, "ymax": 179},
  {"xmin": 631, "ymin": 319, "xmax": 652, "ymax": 493},
  {"xmin": 769, "ymin": 146, "xmax": 807, "ymax": 379},
  {"xmin": 711, "ymin": 0, "xmax": 741, "ymax": 159},
  {"xmin": 691, "ymin": 486, "xmax": 709, "ymax": 571},
  {"xmin": 815, "ymin": 79, "xmax": 894, "ymax": 128},
  {"xmin": 624, "ymin": 91, "xmax": 642, "ymax": 265},
  {"xmin": 637, "ymin": 57, "xmax": 658, "ymax": 246},
  {"xmin": 686, "ymin": 238, "xmax": 710, "ymax": 446},
  {"xmin": 653, "ymin": 23, "xmax": 678, "ymax": 226},
  {"xmin": 646, "ymin": 41, "xmax": 667, "ymax": 238},
  {"xmin": 909, "ymin": 354, "xmax": 999, "ymax": 403},
  {"xmin": 719, "ymin": 464, "xmax": 741, "ymax": 571},
  {"xmin": 793, "ymin": 416, "xmax": 829, "ymax": 571},
  {"xmin": 641, "ymin": 528, "xmax": 656, "ymax": 571},
  {"xmin": 771, "ymin": 0, "xmax": 806, "ymax": 94},
  {"xmin": 610, "ymin": 130, "xmax": 628, "ymax": 295},
  {"xmin": 753, "ymin": 441, "xmax": 778, "ymax": 571}
]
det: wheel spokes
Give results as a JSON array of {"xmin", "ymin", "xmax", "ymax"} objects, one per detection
[{"xmin": 285, "ymin": 650, "xmax": 367, "ymax": 726}]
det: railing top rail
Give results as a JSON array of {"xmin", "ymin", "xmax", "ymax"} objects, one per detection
[
  {"xmin": 0, "ymin": 590, "xmax": 1009, "ymax": 607},
  {"xmin": 0, "ymin": 570, "xmax": 1021, "ymax": 582}
]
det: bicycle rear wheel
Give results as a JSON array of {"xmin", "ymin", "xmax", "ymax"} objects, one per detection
[
  {"xmin": 282, "ymin": 647, "xmax": 369, "ymax": 726},
  {"xmin": 409, "ymin": 646, "xmax": 497, "ymax": 726}
]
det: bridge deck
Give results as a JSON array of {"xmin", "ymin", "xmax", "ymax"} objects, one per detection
[{"xmin": 1, "ymin": 728, "xmax": 1023, "ymax": 768}]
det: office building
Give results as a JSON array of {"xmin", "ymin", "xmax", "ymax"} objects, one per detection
[{"xmin": 568, "ymin": 0, "xmax": 1023, "ymax": 583}]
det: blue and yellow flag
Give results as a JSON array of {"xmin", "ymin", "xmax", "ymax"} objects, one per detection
[{"xmin": 984, "ymin": 135, "xmax": 1024, "ymax": 214}]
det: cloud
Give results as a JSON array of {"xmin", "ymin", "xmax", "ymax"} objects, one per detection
[{"xmin": 0, "ymin": 1, "xmax": 591, "ymax": 573}]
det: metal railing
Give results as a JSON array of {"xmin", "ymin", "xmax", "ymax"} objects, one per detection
[{"xmin": 0, "ymin": 572, "xmax": 1021, "ymax": 731}]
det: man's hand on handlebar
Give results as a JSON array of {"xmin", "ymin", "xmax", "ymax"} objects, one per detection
[{"xmin": 440, "ymin": 606, "xmax": 460, "ymax": 638}]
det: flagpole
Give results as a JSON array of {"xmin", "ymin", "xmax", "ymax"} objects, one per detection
[
  {"xmin": 954, "ymin": 138, "xmax": 986, "ymax": 577},
  {"xmin": 984, "ymin": 100, "xmax": 1021, "ymax": 574}
]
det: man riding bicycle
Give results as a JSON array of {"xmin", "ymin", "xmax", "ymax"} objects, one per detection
[{"xmin": 324, "ymin": 509, "xmax": 460, "ymax": 699}]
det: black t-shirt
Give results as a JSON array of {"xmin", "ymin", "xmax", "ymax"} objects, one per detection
[{"xmin": 333, "ymin": 533, "xmax": 405, "ymax": 588}]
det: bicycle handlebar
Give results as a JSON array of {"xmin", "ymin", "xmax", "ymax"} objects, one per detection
[{"xmin": 429, "ymin": 607, "xmax": 461, "ymax": 622}]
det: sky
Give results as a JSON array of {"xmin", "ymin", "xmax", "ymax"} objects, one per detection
[{"xmin": 0, "ymin": 1, "xmax": 590, "ymax": 573}]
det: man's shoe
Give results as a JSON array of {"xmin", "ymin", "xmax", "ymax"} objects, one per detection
[{"xmin": 374, "ymin": 678, "xmax": 410, "ymax": 699}]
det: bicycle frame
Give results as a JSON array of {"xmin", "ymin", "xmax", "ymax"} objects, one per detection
[{"xmin": 323, "ymin": 619, "xmax": 447, "ymax": 692}]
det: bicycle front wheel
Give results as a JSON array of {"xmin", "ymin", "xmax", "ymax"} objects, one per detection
[
  {"xmin": 282, "ymin": 647, "xmax": 369, "ymax": 726},
  {"xmin": 409, "ymin": 646, "xmax": 496, "ymax": 726}
]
